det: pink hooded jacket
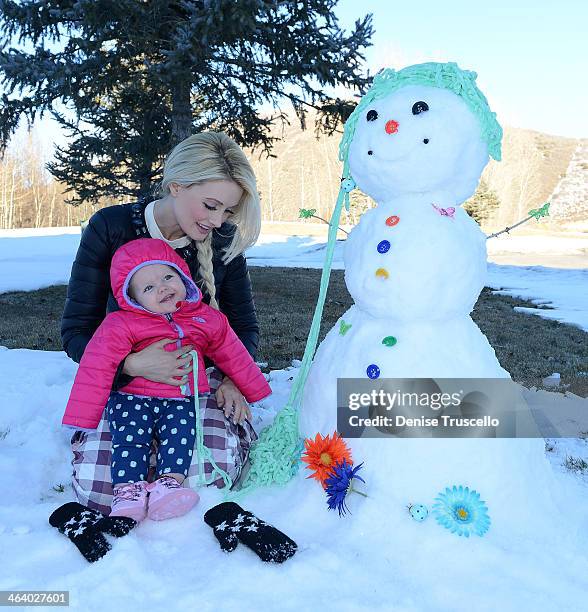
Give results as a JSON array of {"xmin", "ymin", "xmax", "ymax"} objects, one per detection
[{"xmin": 62, "ymin": 238, "xmax": 271, "ymax": 429}]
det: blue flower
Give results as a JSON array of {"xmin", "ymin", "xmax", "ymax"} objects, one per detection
[
  {"xmin": 432, "ymin": 485, "xmax": 490, "ymax": 537},
  {"xmin": 324, "ymin": 459, "xmax": 366, "ymax": 516}
]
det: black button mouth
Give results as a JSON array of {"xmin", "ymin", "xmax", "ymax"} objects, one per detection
[
  {"xmin": 368, "ymin": 150, "xmax": 373, "ymax": 155},
  {"xmin": 423, "ymin": 138, "xmax": 429, "ymax": 144}
]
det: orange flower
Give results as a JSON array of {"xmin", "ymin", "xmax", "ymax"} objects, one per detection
[{"xmin": 301, "ymin": 432, "xmax": 353, "ymax": 488}]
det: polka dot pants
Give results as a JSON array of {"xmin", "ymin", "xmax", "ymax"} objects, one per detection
[{"xmin": 108, "ymin": 393, "xmax": 196, "ymax": 485}]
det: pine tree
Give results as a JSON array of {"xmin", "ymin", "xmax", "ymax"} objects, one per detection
[
  {"xmin": 0, "ymin": 0, "xmax": 373, "ymax": 204},
  {"xmin": 463, "ymin": 179, "xmax": 501, "ymax": 225}
]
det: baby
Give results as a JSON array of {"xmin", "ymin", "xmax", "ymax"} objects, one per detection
[{"xmin": 62, "ymin": 238, "xmax": 271, "ymax": 522}]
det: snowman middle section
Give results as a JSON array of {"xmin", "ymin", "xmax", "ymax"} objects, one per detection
[{"xmin": 345, "ymin": 194, "xmax": 487, "ymax": 320}]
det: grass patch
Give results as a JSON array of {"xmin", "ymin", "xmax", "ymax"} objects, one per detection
[
  {"xmin": 0, "ymin": 267, "xmax": 586, "ymax": 395},
  {"xmin": 0, "ymin": 285, "xmax": 65, "ymax": 352}
]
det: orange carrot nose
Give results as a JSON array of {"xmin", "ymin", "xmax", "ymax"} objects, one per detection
[{"xmin": 385, "ymin": 119, "xmax": 399, "ymax": 134}]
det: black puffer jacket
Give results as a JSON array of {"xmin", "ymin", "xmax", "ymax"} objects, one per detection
[{"xmin": 61, "ymin": 201, "xmax": 259, "ymax": 385}]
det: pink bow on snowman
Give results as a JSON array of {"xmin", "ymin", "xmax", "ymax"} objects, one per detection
[{"xmin": 431, "ymin": 203, "xmax": 456, "ymax": 218}]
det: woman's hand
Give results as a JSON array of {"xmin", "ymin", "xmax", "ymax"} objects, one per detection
[
  {"xmin": 216, "ymin": 377, "xmax": 252, "ymax": 425},
  {"xmin": 122, "ymin": 339, "xmax": 194, "ymax": 385}
]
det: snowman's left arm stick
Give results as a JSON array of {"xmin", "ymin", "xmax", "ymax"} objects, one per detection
[{"xmin": 486, "ymin": 202, "xmax": 550, "ymax": 240}]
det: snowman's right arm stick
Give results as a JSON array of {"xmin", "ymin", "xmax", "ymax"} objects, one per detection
[{"xmin": 299, "ymin": 208, "xmax": 349, "ymax": 235}]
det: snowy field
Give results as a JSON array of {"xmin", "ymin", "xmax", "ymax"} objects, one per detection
[{"xmin": 1, "ymin": 227, "xmax": 587, "ymax": 611}]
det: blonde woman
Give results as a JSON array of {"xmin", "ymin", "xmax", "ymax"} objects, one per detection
[{"xmin": 61, "ymin": 132, "xmax": 263, "ymax": 514}]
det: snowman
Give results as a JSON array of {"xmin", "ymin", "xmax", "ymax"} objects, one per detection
[{"xmin": 298, "ymin": 63, "xmax": 560, "ymax": 527}]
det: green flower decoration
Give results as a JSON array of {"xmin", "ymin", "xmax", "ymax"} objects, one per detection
[
  {"xmin": 339, "ymin": 320, "xmax": 352, "ymax": 336},
  {"xmin": 528, "ymin": 202, "xmax": 550, "ymax": 219},
  {"xmin": 299, "ymin": 208, "xmax": 317, "ymax": 219}
]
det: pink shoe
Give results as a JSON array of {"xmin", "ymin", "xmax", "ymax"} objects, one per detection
[
  {"xmin": 110, "ymin": 481, "xmax": 148, "ymax": 522},
  {"xmin": 146, "ymin": 476, "xmax": 200, "ymax": 521}
]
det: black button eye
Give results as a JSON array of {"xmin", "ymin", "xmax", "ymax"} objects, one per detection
[
  {"xmin": 412, "ymin": 101, "xmax": 429, "ymax": 115},
  {"xmin": 367, "ymin": 110, "xmax": 378, "ymax": 122}
]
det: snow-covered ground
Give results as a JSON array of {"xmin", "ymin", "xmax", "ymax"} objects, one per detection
[
  {"xmin": 1, "ymin": 348, "xmax": 587, "ymax": 611},
  {"xmin": 1, "ymin": 227, "xmax": 587, "ymax": 610},
  {"xmin": 485, "ymin": 231, "xmax": 588, "ymax": 269}
]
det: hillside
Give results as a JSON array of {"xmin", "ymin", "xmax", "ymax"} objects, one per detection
[
  {"xmin": 246, "ymin": 113, "xmax": 582, "ymax": 232},
  {"xmin": 483, "ymin": 129, "xmax": 581, "ymax": 231}
]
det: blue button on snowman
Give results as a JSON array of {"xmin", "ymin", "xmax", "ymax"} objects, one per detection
[
  {"xmin": 377, "ymin": 240, "xmax": 391, "ymax": 254},
  {"xmin": 366, "ymin": 364, "xmax": 380, "ymax": 379}
]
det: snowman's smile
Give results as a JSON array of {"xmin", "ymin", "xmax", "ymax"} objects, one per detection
[{"xmin": 367, "ymin": 137, "xmax": 429, "ymax": 162}]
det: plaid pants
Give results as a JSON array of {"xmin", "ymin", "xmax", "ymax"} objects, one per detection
[{"xmin": 70, "ymin": 368, "xmax": 258, "ymax": 514}]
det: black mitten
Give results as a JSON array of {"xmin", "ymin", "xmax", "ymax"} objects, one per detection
[
  {"xmin": 204, "ymin": 502, "xmax": 297, "ymax": 563},
  {"xmin": 49, "ymin": 502, "xmax": 136, "ymax": 563},
  {"xmin": 49, "ymin": 503, "xmax": 110, "ymax": 562},
  {"xmin": 94, "ymin": 515, "xmax": 137, "ymax": 538}
]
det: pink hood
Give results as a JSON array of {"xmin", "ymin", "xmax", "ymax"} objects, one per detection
[
  {"xmin": 62, "ymin": 238, "xmax": 271, "ymax": 429},
  {"xmin": 110, "ymin": 237, "xmax": 201, "ymax": 313}
]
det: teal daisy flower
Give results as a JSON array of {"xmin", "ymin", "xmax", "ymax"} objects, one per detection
[{"xmin": 432, "ymin": 485, "xmax": 490, "ymax": 537}]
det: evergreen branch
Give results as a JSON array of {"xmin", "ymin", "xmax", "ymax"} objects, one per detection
[{"xmin": 209, "ymin": 66, "xmax": 352, "ymax": 117}]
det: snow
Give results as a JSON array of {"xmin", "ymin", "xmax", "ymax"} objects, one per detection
[
  {"xmin": 1, "ymin": 227, "xmax": 587, "ymax": 609},
  {"xmin": 488, "ymin": 264, "xmax": 588, "ymax": 332},
  {"xmin": 0, "ymin": 229, "xmax": 81, "ymax": 292},
  {"xmin": 486, "ymin": 233, "xmax": 588, "ymax": 331},
  {"xmin": 1, "ymin": 60, "xmax": 586, "ymax": 607},
  {"xmin": 486, "ymin": 232, "xmax": 588, "ymax": 269},
  {"xmin": 247, "ymin": 233, "xmax": 347, "ymax": 269},
  {"xmin": 1, "ymin": 348, "xmax": 587, "ymax": 610}
]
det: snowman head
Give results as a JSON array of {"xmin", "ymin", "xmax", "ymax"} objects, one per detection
[{"xmin": 341, "ymin": 63, "xmax": 502, "ymax": 203}]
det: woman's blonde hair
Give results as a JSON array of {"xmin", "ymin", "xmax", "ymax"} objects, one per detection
[{"xmin": 156, "ymin": 132, "xmax": 261, "ymax": 308}]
